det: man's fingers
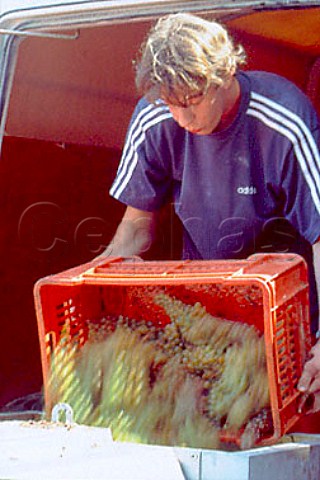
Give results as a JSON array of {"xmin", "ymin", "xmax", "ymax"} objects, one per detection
[
  {"xmin": 312, "ymin": 393, "xmax": 320, "ymax": 413},
  {"xmin": 296, "ymin": 341, "xmax": 320, "ymax": 413},
  {"xmin": 298, "ymin": 363, "xmax": 316, "ymax": 392},
  {"xmin": 297, "ymin": 358, "xmax": 320, "ymax": 413},
  {"xmin": 299, "ymin": 391, "xmax": 320, "ymax": 415},
  {"xmin": 123, "ymin": 255, "xmax": 144, "ymax": 263},
  {"xmin": 308, "ymin": 375, "xmax": 320, "ymax": 393}
]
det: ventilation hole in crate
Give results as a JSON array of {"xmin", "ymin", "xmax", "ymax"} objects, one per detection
[
  {"xmin": 54, "ymin": 298, "xmax": 85, "ymax": 342},
  {"xmin": 279, "ymin": 363, "xmax": 287, "ymax": 373},
  {"xmin": 45, "ymin": 331, "xmax": 56, "ymax": 356},
  {"xmin": 276, "ymin": 324, "xmax": 285, "ymax": 334}
]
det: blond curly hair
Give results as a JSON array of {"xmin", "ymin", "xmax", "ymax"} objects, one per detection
[{"xmin": 135, "ymin": 13, "xmax": 246, "ymax": 105}]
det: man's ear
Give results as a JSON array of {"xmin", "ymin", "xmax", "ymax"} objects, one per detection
[{"xmin": 221, "ymin": 69, "xmax": 236, "ymax": 89}]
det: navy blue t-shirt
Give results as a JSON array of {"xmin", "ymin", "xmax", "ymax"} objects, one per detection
[{"xmin": 110, "ymin": 71, "xmax": 320, "ymax": 332}]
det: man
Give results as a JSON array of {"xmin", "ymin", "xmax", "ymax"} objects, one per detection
[{"xmin": 102, "ymin": 13, "xmax": 320, "ymax": 412}]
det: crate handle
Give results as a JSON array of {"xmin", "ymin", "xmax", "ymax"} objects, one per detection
[{"xmin": 51, "ymin": 403, "xmax": 74, "ymax": 425}]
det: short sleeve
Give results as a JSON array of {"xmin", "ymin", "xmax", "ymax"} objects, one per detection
[
  {"xmin": 282, "ymin": 123, "xmax": 320, "ymax": 244},
  {"xmin": 109, "ymin": 99, "xmax": 172, "ymax": 211}
]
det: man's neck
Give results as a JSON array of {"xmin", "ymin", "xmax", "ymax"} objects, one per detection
[{"xmin": 216, "ymin": 77, "xmax": 241, "ymax": 131}]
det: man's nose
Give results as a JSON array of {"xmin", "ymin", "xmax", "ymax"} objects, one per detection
[{"xmin": 175, "ymin": 108, "xmax": 194, "ymax": 129}]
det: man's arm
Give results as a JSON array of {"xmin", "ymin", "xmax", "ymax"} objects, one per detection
[
  {"xmin": 313, "ymin": 240, "xmax": 320, "ymax": 334},
  {"xmin": 100, "ymin": 205, "xmax": 157, "ymax": 259},
  {"xmin": 297, "ymin": 239, "xmax": 320, "ymax": 411}
]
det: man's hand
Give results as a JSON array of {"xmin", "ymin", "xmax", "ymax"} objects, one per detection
[
  {"xmin": 298, "ymin": 340, "xmax": 320, "ymax": 413},
  {"xmin": 299, "ymin": 239, "xmax": 320, "ymax": 413},
  {"xmin": 98, "ymin": 206, "xmax": 157, "ymax": 259}
]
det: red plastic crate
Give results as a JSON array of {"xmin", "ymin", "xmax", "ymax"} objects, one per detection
[{"xmin": 34, "ymin": 253, "xmax": 311, "ymax": 447}]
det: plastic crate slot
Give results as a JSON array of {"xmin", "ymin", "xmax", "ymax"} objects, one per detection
[
  {"xmin": 45, "ymin": 331, "xmax": 56, "ymax": 356},
  {"xmin": 279, "ymin": 362, "xmax": 288, "ymax": 373},
  {"xmin": 275, "ymin": 326, "xmax": 285, "ymax": 337},
  {"xmin": 279, "ymin": 372, "xmax": 289, "ymax": 386},
  {"xmin": 280, "ymin": 383, "xmax": 291, "ymax": 395},
  {"xmin": 277, "ymin": 347, "xmax": 287, "ymax": 358},
  {"xmin": 276, "ymin": 332, "xmax": 286, "ymax": 343},
  {"xmin": 276, "ymin": 334, "xmax": 286, "ymax": 345}
]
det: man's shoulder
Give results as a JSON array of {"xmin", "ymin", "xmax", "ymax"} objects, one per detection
[
  {"xmin": 241, "ymin": 70, "xmax": 314, "ymax": 114},
  {"xmin": 242, "ymin": 70, "xmax": 300, "ymax": 91},
  {"xmin": 123, "ymin": 97, "xmax": 178, "ymax": 158},
  {"xmin": 126, "ymin": 97, "xmax": 173, "ymax": 138},
  {"xmin": 134, "ymin": 97, "xmax": 170, "ymax": 118}
]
